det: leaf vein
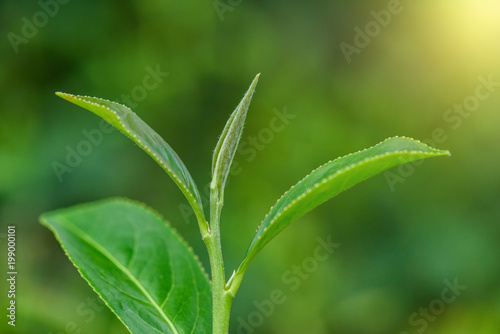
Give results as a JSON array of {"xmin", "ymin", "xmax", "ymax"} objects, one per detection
[{"xmin": 60, "ymin": 218, "xmax": 180, "ymax": 334}]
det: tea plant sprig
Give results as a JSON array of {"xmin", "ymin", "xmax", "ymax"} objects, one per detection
[{"xmin": 40, "ymin": 74, "xmax": 450, "ymax": 334}]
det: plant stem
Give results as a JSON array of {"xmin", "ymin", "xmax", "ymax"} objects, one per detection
[{"xmin": 205, "ymin": 186, "xmax": 234, "ymax": 334}]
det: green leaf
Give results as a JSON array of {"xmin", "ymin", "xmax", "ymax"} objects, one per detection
[
  {"xmin": 40, "ymin": 198, "xmax": 212, "ymax": 334},
  {"xmin": 55, "ymin": 92, "xmax": 207, "ymax": 231},
  {"xmin": 211, "ymin": 74, "xmax": 260, "ymax": 196},
  {"xmin": 237, "ymin": 137, "xmax": 450, "ymax": 274}
]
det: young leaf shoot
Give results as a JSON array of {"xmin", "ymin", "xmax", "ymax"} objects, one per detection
[{"xmin": 42, "ymin": 75, "xmax": 450, "ymax": 334}]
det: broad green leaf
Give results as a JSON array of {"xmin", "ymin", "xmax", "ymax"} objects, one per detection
[
  {"xmin": 40, "ymin": 198, "xmax": 212, "ymax": 334},
  {"xmin": 237, "ymin": 137, "xmax": 450, "ymax": 274},
  {"xmin": 211, "ymin": 74, "xmax": 260, "ymax": 196},
  {"xmin": 55, "ymin": 92, "xmax": 207, "ymax": 230}
]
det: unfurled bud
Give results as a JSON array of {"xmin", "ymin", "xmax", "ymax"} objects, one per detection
[{"xmin": 211, "ymin": 74, "xmax": 260, "ymax": 195}]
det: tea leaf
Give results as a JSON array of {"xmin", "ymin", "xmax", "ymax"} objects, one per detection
[
  {"xmin": 211, "ymin": 74, "xmax": 260, "ymax": 196},
  {"xmin": 40, "ymin": 198, "xmax": 212, "ymax": 334},
  {"xmin": 237, "ymin": 137, "xmax": 450, "ymax": 275},
  {"xmin": 55, "ymin": 93, "xmax": 207, "ymax": 230}
]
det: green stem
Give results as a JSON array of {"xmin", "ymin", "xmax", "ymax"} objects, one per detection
[
  {"xmin": 226, "ymin": 265, "xmax": 246, "ymax": 298},
  {"xmin": 204, "ymin": 186, "xmax": 234, "ymax": 334}
]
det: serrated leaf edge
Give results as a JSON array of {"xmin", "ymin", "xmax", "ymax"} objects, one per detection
[
  {"xmin": 40, "ymin": 197, "xmax": 211, "ymax": 334},
  {"xmin": 55, "ymin": 93, "xmax": 206, "ymax": 225},
  {"xmin": 244, "ymin": 136, "xmax": 449, "ymax": 261}
]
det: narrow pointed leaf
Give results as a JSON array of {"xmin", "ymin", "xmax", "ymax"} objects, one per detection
[
  {"xmin": 211, "ymin": 74, "xmax": 260, "ymax": 194},
  {"xmin": 55, "ymin": 92, "xmax": 207, "ymax": 228},
  {"xmin": 238, "ymin": 137, "xmax": 450, "ymax": 273},
  {"xmin": 40, "ymin": 198, "xmax": 212, "ymax": 334}
]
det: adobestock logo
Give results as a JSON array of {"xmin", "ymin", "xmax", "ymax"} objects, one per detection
[
  {"xmin": 178, "ymin": 106, "xmax": 295, "ymax": 225},
  {"xmin": 385, "ymin": 74, "xmax": 499, "ymax": 192},
  {"xmin": 230, "ymin": 107, "xmax": 296, "ymax": 176},
  {"xmin": 51, "ymin": 120, "xmax": 115, "ymax": 182},
  {"xmin": 52, "ymin": 65, "xmax": 168, "ymax": 182},
  {"xmin": 400, "ymin": 278, "xmax": 467, "ymax": 334},
  {"xmin": 48, "ymin": 296, "xmax": 105, "ymax": 334},
  {"xmin": 340, "ymin": 0, "xmax": 404, "ymax": 64},
  {"xmin": 119, "ymin": 65, "xmax": 169, "ymax": 108},
  {"xmin": 213, "ymin": 0, "xmax": 243, "ymax": 22},
  {"xmin": 236, "ymin": 236, "xmax": 340, "ymax": 334},
  {"xmin": 7, "ymin": 0, "xmax": 72, "ymax": 54}
]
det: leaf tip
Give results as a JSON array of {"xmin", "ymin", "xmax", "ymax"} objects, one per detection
[
  {"xmin": 250, "ymin": 73, "xmax": 260, "ymax": 89},
  {"xmin": 55, "ymin": 92, "xmax": 74, "ymax": 102}
]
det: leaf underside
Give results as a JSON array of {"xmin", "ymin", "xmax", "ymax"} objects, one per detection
[
  {"xmin": 238, "ymin": 137, "xmax": 450, "ymax": 273},
  {"xmin": 41, "ymin": 198, "xmax": 212, "ymax": 334},
  {"xmin": 55, "ymin": 92, "xmax": 206, "ymax": 226}
]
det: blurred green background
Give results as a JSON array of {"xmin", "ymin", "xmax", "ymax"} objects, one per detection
[{"xmin": 1, "ymin": 0, "xmax": 499, "ymax": 333}]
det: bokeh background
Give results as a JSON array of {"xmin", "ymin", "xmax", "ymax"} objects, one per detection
[{"xmin": 1, "ymin": 0, "xmax": 500, "ymax": 333}]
